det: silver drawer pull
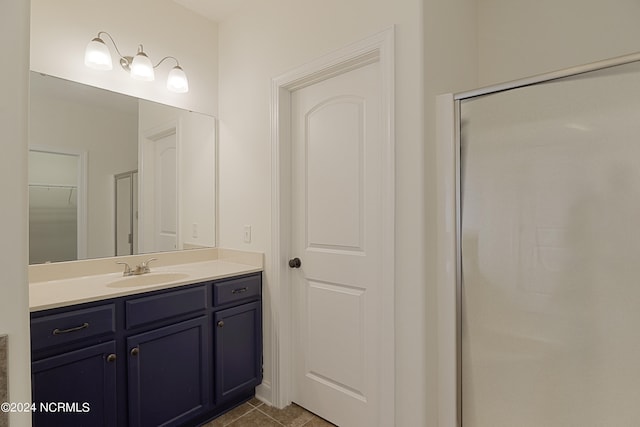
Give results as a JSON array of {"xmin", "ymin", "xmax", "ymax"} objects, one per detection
[
  {"xmin": 52, "ymin": 322, "xmax": 89, "ymax": 335},
  {"xmin": 231, "ymin": 287, "xmax": 248, "ymax": 294}
]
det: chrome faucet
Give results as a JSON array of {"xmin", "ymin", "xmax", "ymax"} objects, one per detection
[
  {"xmin": 116, "ymin": 258, "xmax": 158, "ymax": 276},
  {"xmin": 137, "ymin": 258, "xmax": 157, "ymax": 274},
  {"xmin": 116, "ymin": 261, "xmax": 132, "ymax": 276}
]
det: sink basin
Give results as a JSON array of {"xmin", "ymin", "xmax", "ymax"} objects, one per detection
[{"xmin": 107, "ymin": 272, "xmax": 190, "ymax": 288}]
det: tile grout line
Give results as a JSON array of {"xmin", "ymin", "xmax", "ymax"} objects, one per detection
[
  {"xmin": 254, "ymin": 406, "xmax": 288, "ymax": 426},
  {"xmin": 222, "ymin": 407, "xmax": 257, "ymax": 427},
  {"xmin": 248, "ymin": 400, "xmax": 264, "ymax": 409}
]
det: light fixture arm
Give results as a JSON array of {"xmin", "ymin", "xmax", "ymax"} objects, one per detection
[
  {"xmin": 154, "ymin": 56, "xmax": 181, "ymax": 69},
  {"xmin": 96, "ymin": 31, "xmax": 126, "ymax": 61},
  {"xmin": 93, "ymin": 31, "xmax": 135, "ymax": 72}
]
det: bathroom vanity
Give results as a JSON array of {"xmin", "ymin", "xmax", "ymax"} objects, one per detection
[{"xmin": 29, "ymin": 249, "xmax": 263, "ymax": 427}]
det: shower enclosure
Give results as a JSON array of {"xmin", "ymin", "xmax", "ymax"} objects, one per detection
[{"xmin": 438, "ymin": 53, "xmax": 640, "ymax": 426}]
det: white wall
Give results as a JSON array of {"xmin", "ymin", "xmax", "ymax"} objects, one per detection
[
  {"xmin": 478, "ymin": 0, "xmax": 640, "ymax": 85},
  {"xmin": 0, "ymin": 1, "xmax": 32, "ymax": 425},
  {"xmin": 179, "ymin": 111, "xmax": 217, "ymax": 248},
  {"xmin": 217, "ymin": 1, "xmax": 477, "ymax": 425},
  {"xmin": 30, "ymin": 85, "xmax": 138, "ymax": 259},
  {"xmin": 30, "ymin": 0, "xmax": 219, "ymax": 116}
]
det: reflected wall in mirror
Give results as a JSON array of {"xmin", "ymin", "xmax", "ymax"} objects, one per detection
[{"xmin": 29, "ymin": 72, "xmax": 216, "ymax": 264}]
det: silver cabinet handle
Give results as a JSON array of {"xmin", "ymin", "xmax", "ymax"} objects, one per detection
[
  {"xmin": 130, "ymin": 347, "xmax": 140, "ymax": 356},
  {"xmin": 232, "ymin": 287, "xmax": 248, "ymax": 294},
  {"xmin": 52, "ymin": 322, "xmax": 89, "ymax": 335},
  {"xmin": 106, "ymin": 354, "xmax": 117, "ymax": 363},
  {"xmin": 217, "ymin": 320, "xmax": 224, "ymax": 328}
]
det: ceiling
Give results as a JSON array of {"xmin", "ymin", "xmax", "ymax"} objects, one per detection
[{"xmin": 173, "ymin": 0, "xmax": 258, "ymax": 23}]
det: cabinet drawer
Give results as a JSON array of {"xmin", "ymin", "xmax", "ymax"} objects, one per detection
[
  {"xmin": 126, "ymin": 285, "xmax": 206, "ymax": 329},
  {"xmin": 31, "ymin": 304, "xmax": 116, "ymax": 352},
  {"xmin": 213, "ymin": 274, "xmax": 261, "ymax": 307}
]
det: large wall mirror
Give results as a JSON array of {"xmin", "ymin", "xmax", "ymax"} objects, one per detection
[{"xmin": 29, "ymin": 72, "xmax": 216, "ymax": 264}]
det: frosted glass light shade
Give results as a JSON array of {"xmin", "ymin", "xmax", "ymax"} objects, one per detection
[
  {"xmin": 130, "ymin": 52, "xmax": 154, "ymax": 81},
  {"xmin": 84, "ymin": 38, "xmax": 113, "ymax": 70},
  {"xmin": 167, "ymin": 66, "xmax": 189, "ymax": 93}
]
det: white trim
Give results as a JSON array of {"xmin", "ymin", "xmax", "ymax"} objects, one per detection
[
  {"xmin": 270, "ymin": 27, "xmax": 395, "ymax": 425},
  {"xmin": 436, "ymin": 94, "xmax": 459, "ymax": 427},
  {"xmin": 213, "ymin": 117, "xmax": 220, "ymax": 248},
  {"xmin": 255, "ymin": 380, "xmax": 272, "ymax": 406},
  {"xmin": 78, "ymin": 150, "xmax": 88, "ymax": 259},
  {"xmin": 28, "ymin": 145, "xmax": 88, "ymax": 260}
]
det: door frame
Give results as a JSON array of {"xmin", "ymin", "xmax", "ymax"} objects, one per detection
[{"xmin": 270, "ymin": 27, "xmax": 395, "ymax": 425}]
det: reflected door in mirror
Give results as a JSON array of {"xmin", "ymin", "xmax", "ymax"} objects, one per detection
[
  {"xmin": 139, "ymin": 123, "xmax": 178, "ymax": 253},
  {"xmin": 154, "ymin": 133, "xmax": 177, "ymax": 251}
]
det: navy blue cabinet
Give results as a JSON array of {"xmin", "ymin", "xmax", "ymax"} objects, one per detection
[
  {"xmin": 128, "ymin": 316, "xmax": 209, "ymax": 427},
  {"xmin": 31, "ymin": 341, "xmax": 117, "ymax": 427},
  {"xmin": 214, "ymin": 301, "xmax": 262, "ymax": 402},
  {"xmin": 31, "ymin": 272, "xmax": 262, "ymax": 427}
]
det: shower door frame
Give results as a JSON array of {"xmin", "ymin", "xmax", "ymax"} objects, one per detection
[
  {"xmin": 114, "ymin": 170, "xmax": 138, "ymax": 256},
  {"xmin": 436, "ymin": 50, "xmax": 640, "ymax": 427}
]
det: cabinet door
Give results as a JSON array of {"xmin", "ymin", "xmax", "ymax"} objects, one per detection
[
  {"xmin": 127, "ymin": 316, "xmax": 209, "ymax": 427},
  {"xmin": 214, "ymin": 301, "xmax": 262, "ymax": 402},
  {"xmin": 32, "ymin": 341, "xmax": 117, "ymax": 427}
]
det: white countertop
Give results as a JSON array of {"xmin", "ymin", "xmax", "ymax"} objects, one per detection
[{"xmin": 29, "ymin": 249, "xmax": 263, "ymax": 312}]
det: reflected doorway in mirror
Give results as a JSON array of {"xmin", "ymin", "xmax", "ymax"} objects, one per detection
[{"xmin": 28, "ymin": 147, "xmax": 87, "ymax": 264}]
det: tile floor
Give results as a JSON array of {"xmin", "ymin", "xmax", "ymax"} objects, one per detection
[{"xmin": 201, "ymin": 398, "xmax": 336, "ymax": 427}]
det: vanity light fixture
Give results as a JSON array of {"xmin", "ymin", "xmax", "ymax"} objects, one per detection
[{"xmin": 84, "ymin": 31, "xmax": 189, "ymax": 93}]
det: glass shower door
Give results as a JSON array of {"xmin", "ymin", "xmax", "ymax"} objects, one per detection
[{"xmin": 460, "ymin": 61, "xmax": 640, "ymax": 426}]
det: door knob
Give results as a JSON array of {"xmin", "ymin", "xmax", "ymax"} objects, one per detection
[{"xmin": 288, "ymin": 257, "xmax": 302, "ymax": 268}]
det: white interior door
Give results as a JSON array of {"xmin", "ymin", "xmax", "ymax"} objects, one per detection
[
  {"xmin": 290, "ymin": 60, "xmax": 384, "ymax": 427},
  {"xmin": 153, "ymin": 132, "xmax": 178, "ymax": 251}
]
